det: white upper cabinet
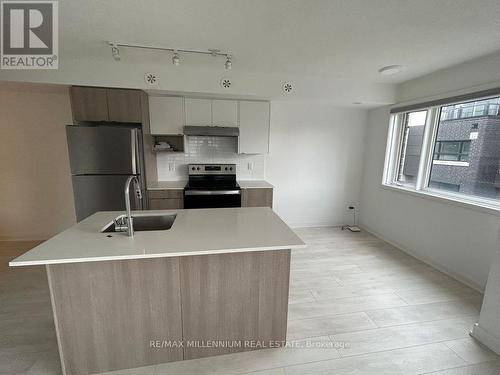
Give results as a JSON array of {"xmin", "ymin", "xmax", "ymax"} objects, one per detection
[
  {"xmin": 185, "ymin": 98, "xmax": 212, "ymax": 125},
  {"xmin": 149, "ymin": 96, "xmax": 270, "ymax": 154},
  {"xmin": 212, "ymin": 100, "xmax": 238, "ymax": 127},
  {"xmin": 239, "ymin": 101, "xmax": 270, "ymax": 154},
  {"xmin": 149, "ymin": 96, "xmax": 184, "ymax": 135}
]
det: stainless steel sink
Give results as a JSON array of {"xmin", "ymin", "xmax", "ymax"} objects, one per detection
[{"xmin": 102, "ymin": 214, "xmax": 176, "ymax": 233}]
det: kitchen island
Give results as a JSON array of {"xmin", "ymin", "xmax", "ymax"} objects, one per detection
[{"xmin": 10, "ymin": 207, "xmax": 305, "ymax": 375}]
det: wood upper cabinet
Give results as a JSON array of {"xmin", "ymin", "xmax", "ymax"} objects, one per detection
[
  {"xmin": 185, "ymin": 98, "xmax": 212, "ymax": 125},
  {"xmin": 212, "ymin": 100, "xmax": 238, "ymax": 126},
  {"xmin": 70, "ymin": 86, "xmax": 142, "ymax": 123},
  {"xmin": 70, "ymin": 87, "xmax": 109, "ymax": 122},
  {"xmin": 149, "ymin": 96, "xmax": 185, "ymax": 135},
  {"xmin": 239, "ymin": 101, "xmax": 270, "ymax": 154},
  {"xmin": 107, "ymin": 89, "xmax": 142, "ymax": 123},
  {"xmin": 241, "ymin": 188, "xmax": 273, "ymax": 208}
]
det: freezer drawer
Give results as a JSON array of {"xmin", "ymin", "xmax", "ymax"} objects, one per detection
[
  {"xmin": 66, "ymin": 126, "xmax": 138, "ymax": 175},
  {"xmin": 72, "ymin": 175, "xmax": 143, "ymax": 221}
]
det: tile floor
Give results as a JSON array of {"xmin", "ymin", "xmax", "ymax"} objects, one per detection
[{"xmin": 1, "ymin": 228, "xmax": 499, "ymax": 375}]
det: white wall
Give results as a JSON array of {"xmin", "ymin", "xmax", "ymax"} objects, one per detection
[
  {"xmin": 0, "ymin": 82, "xmax": 76, "ymax": 240},
  {"xmin": 359, "ymin": 52, "xmax": 500, "ymax": 291},
  {"xmin": 267, "ymin": 101, "xmax": 367, "ymax": 228},
  {"xmin": 398, "ymin": 50, "xmax": 500, "ymax": 104},
  {"xmin": 155, "ymin": 100, "xmax": 368, "ymax": 228},
  {"xmin": 157, "ymin": 136, "xmax": 265, "ymax": 181}
]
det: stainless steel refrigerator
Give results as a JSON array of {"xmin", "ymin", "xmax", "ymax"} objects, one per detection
[{"xmin": 66, "ymin": 125, "xmax": 146, "ymax": 221}]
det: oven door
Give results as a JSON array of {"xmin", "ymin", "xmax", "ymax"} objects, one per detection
[{"xmin": 184, "ymin": 189, "xmax": 241, "ymax": 209}]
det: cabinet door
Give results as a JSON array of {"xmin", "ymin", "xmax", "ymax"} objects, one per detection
[
  {"xmin": 239, "ymin": 101, "xmax": 270, "ymax": 154},
  {"xmin": 70, "ymin": 86, "xmax": 109, "ymax": 122},
  {"xmin": 149, "ymin": 96, "xmax": 184, "ymax": 135},
  {"xmin": 212, "ymin": 100, "xmax": 238, "ymax": 127},
  {"xmin": 149, "ymin": 198, "xmax": 184, "ymax": 209},
  {"xmin": 185, "ymin": 98, "xmax": 212, "ymax": 125},
  {"xmin": 107, "ymin": 89, "xmax": 142, "ymax": 123},
  {"xmin": 241, "ymin": 188, "xmax": 273, "ymax": 208}
]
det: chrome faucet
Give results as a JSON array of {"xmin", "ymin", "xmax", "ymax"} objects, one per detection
[{"xmin": 115, "ymin": 176, "xmax": 142, "ymax": 237}]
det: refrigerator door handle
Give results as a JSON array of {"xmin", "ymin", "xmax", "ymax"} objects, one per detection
[{"xmin": 132, "ymin": 128, "xmax": 145, "ymax": 210}]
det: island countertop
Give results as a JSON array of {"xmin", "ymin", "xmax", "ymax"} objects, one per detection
[{"xmin": 9, "ymin": 207, "xmax": 305, "ymax": 267}]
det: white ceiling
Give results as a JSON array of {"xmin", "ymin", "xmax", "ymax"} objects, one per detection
[
  {"xmin": 61, "ymin": 0, "xmax": 500, "ymax": 84},
  {"xmin": 2, "ymin": 0, "xmax": 500, "ymax": 106}
]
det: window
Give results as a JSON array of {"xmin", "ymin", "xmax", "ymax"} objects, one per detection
[
  {"xmin": 393, "ymin": 110, "xmax": 427, "ymax": 188},
  {"xmin": 433, "ymin": 141, "xmax": 470, "ymax": 161},
  {"xmin": 428, "ymin": 181, "xmax": 460, "ymax": 192},
  {"xmin": 439, "ymin": 97, "xmax": 500, "ymax": 120},
  {"xmin": 384, "ymin": 93, "xmax": 500, "ymax": 209}
]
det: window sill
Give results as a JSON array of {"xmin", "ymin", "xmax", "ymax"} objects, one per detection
[
  {"xmin": 380, "ymin": 183, "xmax": 500, "ymax": 216},
  {"xmin": 432, "ymin": 160, "xmax": 469, "ymax": 167}
]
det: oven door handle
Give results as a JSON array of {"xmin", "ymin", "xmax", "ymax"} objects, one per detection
[{"xmin": 185, "ymin": 190, "xmax": 241, "ymax": 196}]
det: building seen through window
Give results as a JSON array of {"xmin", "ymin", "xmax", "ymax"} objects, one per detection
[{"xmin": 397, "ymin": 97, "xmax": 500, "ymax": 200}]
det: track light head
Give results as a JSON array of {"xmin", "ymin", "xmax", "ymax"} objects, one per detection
[
  {"xmin": 111, "ymin": 43, "xmax": 120, "ymax": 61},
  {"xmin": 225, "ymin": 55, "xmax": 232, "ymax": 70},
  {"xmin": 172, "ymin": 51, "xmax": 180, "ymax": 66}
]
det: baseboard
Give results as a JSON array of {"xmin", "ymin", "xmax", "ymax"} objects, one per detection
[
  {"xmin": 287, "ymin": 219, "xmax": 355, "ymax": 229},
  {"xmin": 289, "ymin": 222, "xmax": 344, "ymax": 229},
  {"xmin": 472, "ymin": 323, "xmax": 500, "ymax": 355},
  {"xmin": 359, "ymin": 224, "xmax": 485, "ymax": 293}
]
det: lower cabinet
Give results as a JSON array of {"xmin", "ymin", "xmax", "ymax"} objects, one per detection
[
  {"xmin": 146, "ymin": 187, "xmax": 273, "ymax": 209},
  {"xmin": 149, "ymin": 199, "xmax": 183, "ymax": 209},
  {"xmin": 148, "ymin": 189, "xmax": 184, "ymax": 209},
  {"xmin": 47, "ymin": 250, "xmax": 290, "ymax": 374},
  {"xmin": 241, "ymin": 188, "xmax": 273, "ymax": 208}
]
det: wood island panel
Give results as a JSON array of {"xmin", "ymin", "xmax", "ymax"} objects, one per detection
[
  {"xmin": 179, "ymin": 249, "xmax": 291, "ymax": 359},
  {"xmin": 47, "ymin": 258, "xmax": 183, "ymax": 375}
]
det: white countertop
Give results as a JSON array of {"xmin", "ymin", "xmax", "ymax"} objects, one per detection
[
  {"xmin": 147, "ymin": 180, "xmax": 273, "ymax": 190},
  {"xmin": 237, "ymin": 180, "xmax": 274, "ymax": 189},
  {"xmin": 9, "ymin": 207, "xmax": 304, "ymax": 267},
  {"xmin": 147, "ymin": 181, "xmax": 187, "ymax": 190}
]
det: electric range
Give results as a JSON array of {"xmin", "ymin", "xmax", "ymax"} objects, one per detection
[{"xmin": 184, "ymin": 164, "xmax": 241, "ymax": 209}]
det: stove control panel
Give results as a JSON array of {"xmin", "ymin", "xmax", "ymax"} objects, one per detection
[{"xmin": 188, "ymin": 164, "xmax": 236, "ymax": 175}]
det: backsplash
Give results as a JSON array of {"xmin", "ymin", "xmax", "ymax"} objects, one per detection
[{"xmin": 156, "ymin": 136, "xmax": 266, "ymax": 180}]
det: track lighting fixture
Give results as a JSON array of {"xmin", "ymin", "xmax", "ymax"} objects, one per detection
[
  {"xmin": 225, "ymin": 55, "xmax": 232, "ymax": 70},
  {"xmin": 111, "ymin": 43, "xmax": 120, "ymax": 61},
  {"xmin": 108, "ymin": 42, "xmax": 232, "ymax": 69},
  {"xmin": 172, "ymin": 51, "xmax": 180, "ymax": 66}
]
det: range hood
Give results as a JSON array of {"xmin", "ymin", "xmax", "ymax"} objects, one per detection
[{"xmin": 184, "ymin": 126, "xmax": 239, "ymax": 137}]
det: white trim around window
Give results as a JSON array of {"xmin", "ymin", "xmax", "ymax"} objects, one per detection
[{"xmin": 382, "ymin": 95, "xmax": 500, "ymax": 215}]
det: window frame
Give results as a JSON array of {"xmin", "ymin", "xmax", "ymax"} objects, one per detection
[{"xmin": 382, "ymin": 95, "xmax": 500, "ymax": 215}]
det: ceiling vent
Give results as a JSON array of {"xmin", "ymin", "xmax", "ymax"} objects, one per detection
[
  {"xmin": 220, "ymin": 77, "xmax": 232, "ymax": 89},
  {"xmin": 144, "ymin": 72, "xmax": 158, "ymax": 86},
  {"xmin": 283, "ymin": 82, "xmax": 293, "ymax": 94}
]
